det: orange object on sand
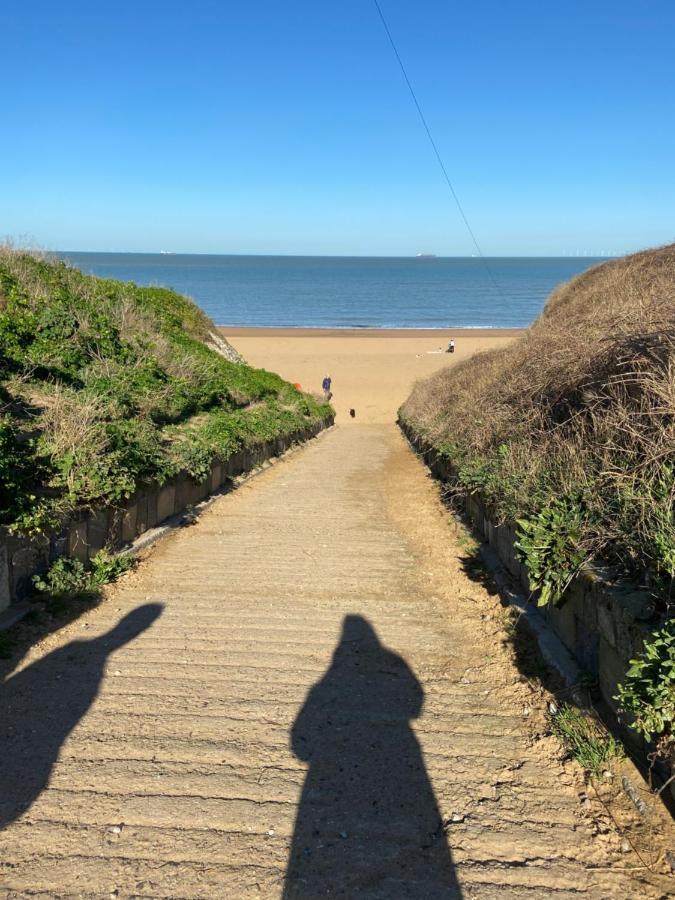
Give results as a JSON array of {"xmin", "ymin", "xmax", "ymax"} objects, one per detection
[{"xmin": 293, "ymin": 383, "xmax": 302, "ymax": 390}]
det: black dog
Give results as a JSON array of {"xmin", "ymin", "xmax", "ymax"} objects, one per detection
[{"xmin": 349, "ymin": 408, "xmax": 356, "ymax": 418}]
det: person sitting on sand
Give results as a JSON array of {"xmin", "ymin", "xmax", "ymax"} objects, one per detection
[{"xmin": 447, "ymin": 339, "xmax": 455, "ymax": 353}]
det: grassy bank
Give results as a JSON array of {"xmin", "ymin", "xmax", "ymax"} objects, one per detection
[
  {"xmin": 0, "ymin": 249, "xmax": 332, "ymax": 534},
  {"xmin": 400, "ymin": 244, "xmax": 675, "ymax": 748}
]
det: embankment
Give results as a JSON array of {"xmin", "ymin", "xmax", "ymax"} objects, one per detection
[
  {"xmin": 0, "ymin": 249, "xmax": 333, "ymax": 612},
  {"xmin": 400, "ymin": 244, "xmax": 675, "ymax": 783}
]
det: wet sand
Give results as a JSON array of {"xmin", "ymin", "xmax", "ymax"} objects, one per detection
[{"xmin": 220, "ymin": 327, "xmax": 521, "ymax": 424}]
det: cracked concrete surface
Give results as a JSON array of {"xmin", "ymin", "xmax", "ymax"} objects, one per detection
[{"xmin": 0, "ymin": 425, "xmax": 670, "ymax": 898}]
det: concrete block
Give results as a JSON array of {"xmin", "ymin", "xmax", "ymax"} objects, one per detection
[
  {"xmin": 87, "ymin": 510, "xmax": 109, "ymax": 559},
  {"xmin": 49, "ymin": 533, "xmax": 68, "ymax": 562},
  {"xmin": 0, "ymin": 544, "xmax": 10, "ymax": 612},
  {"xmin": 121, "ymin": 503, "xmax": 138, "ymax": 544},
  {"xmin": 598, "ymin": 636, "xmax": 629, "ymax": 713},
  {"xmin": 209, "ymin": 464, "xmax": 222, "ymax": 493},
  {"xmin": 195, "ymin": 478, "xmax": 209, "ymax": 502},
  {"xmin": 135, "ymin": 492, "xmax": 149, "ymax": 534},
  {"xmin": 568, "ymin": 578, "xmax": 597, "ymax": 631},
  {"xmin": 105, "ymin": 508, "xmax": 123, "ymax": 550},
  {"xmin": 10, "ymin": 538, "xmax": 50, "ymax": 599},
  {"xmin": 596, "ymin": 597, "xmax": 617, "ymax": 650},
  {"xmin": 68, "ymin": 520, "xmax": 89, "ymax": 563},
  {"xmin": 574, "ymin": 615, "xmax": 599, "ymax": 678},
  {"xmin": 174, "ymin": 478, "xmax": 193, "ymax": 513},
  {"xmin": 547, "ymin": 600, "xmax": 577, "ymax": 655},
  {"xmin": 227, "ymin": 451, "xmax": 245, "ymax": 477},
  {"xmin": 145, "ymin": 489, "xmax": 159, "ymax": 529},
  {"xmin": 157, "ymin": 484, "xmax": 176, "ymax": 522}
]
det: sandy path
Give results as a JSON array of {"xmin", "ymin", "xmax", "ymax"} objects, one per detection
[
  {"xmin": 222, "ymin": 328, "xmax": 519, "ymax": 424},
  {"xmin": 0, "ymin": 424, "xmax": 658, "ymax": 898}
]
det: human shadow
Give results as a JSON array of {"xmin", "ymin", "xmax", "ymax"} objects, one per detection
[
  {"xmin": 284, "ymin": 615, "xmax": 462, "ymax": 899},
  {"xmin": 0, "ymin": 603, "xmax": 163, "ymax": 829}
]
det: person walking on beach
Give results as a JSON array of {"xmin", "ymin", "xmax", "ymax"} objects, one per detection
[{"xmin": 322, "ymin": 375, "xmax": 332, "ymax": 401}]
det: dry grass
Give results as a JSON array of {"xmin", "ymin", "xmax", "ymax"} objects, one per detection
[{"xmin": 401, "ymin": 244, "xmax": 675, "ymax": 591}]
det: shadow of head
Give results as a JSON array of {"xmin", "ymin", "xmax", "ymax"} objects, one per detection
[
  {"xmin": 101, "ymin": 603, "xmax": 164, "ymax": 648},
  {"xmin": 0, "ymin": 602, "xmax": 163, "ymax": 829}
]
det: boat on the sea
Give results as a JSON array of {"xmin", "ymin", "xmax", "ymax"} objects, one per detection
[{"xmin": 415, "ymin": 253, "xmax": 437, "ymax": 259}]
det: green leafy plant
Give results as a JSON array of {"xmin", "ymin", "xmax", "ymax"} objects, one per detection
[
  {"xmin": 615, "ymin": 619, "xmax": 675, "ymax": 745},
  {"xmin": 32, "ymin": 550, "xmax": 134, "ymax": 600},
  {"xmin": 551, "ymin": 704, "xmax": 623, "ymax": 775},
  {"xmin": 33, "ymin": 557, "xmax": 90, "ymax": 599},
  {"xmin": 515, "ymin": 497, "xmax": 587, "ymax": 606}
]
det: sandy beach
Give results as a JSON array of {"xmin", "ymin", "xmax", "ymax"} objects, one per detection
[{"xmin": 221, "ymin": 327, "xmax": 521, "ymax": 424}]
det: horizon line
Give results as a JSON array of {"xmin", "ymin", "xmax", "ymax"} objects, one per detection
[{"xmin": 53, "ymin": 249, "xmax": 617, "ymax": 259}]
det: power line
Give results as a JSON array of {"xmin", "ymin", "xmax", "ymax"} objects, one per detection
[{"xmin": 372, "ymin": 0, "xmax": 503, "ymax": 297}]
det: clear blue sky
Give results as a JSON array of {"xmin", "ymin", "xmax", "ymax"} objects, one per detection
[{"xmin": 2, "ymin": 0, "xmax": 674, "ymax": 256}]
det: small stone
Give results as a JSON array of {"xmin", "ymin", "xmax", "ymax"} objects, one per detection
[
  {"xmin": 267, "ymin": 829, "xmax": 275, "ymax": 836},
  {"xmin": 548, "ymin": 701, "xmax": 558, "ymax": 715},
  {"xmin": 451, "ymin": 813, "xmax": 465, "ymax": 823},
  {"xmin": 109, "ymin": 825, "xmax": 122, "ymax": 834},
  {"xmin": 621, "ymin": 839, "xmax": 631, "ymax": 853},
  {"xmin": 339, "ymin": 831, "xmax": 348, "ymax": 839}
]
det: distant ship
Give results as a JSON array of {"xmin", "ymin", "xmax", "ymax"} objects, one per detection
[
  {"xmin": 415, "ymin": 253, "xmax": 437, "ymax": 259},
  {"xmin": 160, "ymin": 250, "xmax": 175, "ymax": 255}
]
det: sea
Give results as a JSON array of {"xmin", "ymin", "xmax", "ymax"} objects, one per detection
[{"xmin": 56, "ymin": 253, "xmax": 606, "ymax": 330}]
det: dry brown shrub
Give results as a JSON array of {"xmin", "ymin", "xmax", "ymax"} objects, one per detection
[{"xmin": 401, "ymin": 244, "xmax": 675, "ymax": 583}]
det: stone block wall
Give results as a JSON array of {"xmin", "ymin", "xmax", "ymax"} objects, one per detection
[{"xmin": 0, "ymin": 419, "xmax": 332, "ymax": 613}]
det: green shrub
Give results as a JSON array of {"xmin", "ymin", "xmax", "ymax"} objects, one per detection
[
  {"xmin": 0, "ymin": 417, "xmax": 36, "ymax": 524},
  {"xmin": 33, "ymin": 550, "xmax": 134, "ymax": 600},
  {"xmin": 33, "ymin": 557, "xmax": 90, "ymax": 598},
  {"xmin": 615, "ymin": 620, "xmax": 675, "ymax": 745},
  {"xmin": 515, "ymin": 496, "xmax": 588, "ymax": 606}
]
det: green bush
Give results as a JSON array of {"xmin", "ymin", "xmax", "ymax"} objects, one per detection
[
  {"xmin": 515, "ymin": 496, "xmax": 588, "ymax": 606},
  {"xmin": 33, "ymin": 550, "xmax": 134, "ymax": 600},
  {"xmin": 615, "ymin": 620, "xmax": 675, "ymax": 745}
]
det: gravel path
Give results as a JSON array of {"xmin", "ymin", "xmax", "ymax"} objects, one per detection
[{"xmin": 0, "ymin": 426, "xmax": 665, "ymax": 898}]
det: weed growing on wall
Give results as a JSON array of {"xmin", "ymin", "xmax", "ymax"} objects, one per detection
[{"xmin": 615, "ymin": 620, "xmax": 675, "ymax": 753}]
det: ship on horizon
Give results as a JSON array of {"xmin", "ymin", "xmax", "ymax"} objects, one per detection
[{"xmin": 415, "ymin": 252, "xmax": 437, "ymax": 259}]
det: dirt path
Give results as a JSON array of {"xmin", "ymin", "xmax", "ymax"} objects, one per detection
[{"xmin": 0, "ymin": 426, "xmax": 667, "ymax": 898}]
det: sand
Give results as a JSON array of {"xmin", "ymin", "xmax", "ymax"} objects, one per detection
[{"xmin": 220, "ymin": 327, "xmax": 521, "ymax": 424}]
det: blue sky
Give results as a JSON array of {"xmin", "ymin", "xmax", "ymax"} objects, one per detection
[{"xmin": 2, "ymin": 0, "xmax": 674, "ymax": 255}]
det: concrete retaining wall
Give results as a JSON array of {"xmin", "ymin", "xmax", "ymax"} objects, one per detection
[
  {"xmin": 0, "ymin": 418, "xmax": 332, "ymax": 612},
  {"xmin": 400, "ymin": 421, "xmax": 661, "ymax": 760}
]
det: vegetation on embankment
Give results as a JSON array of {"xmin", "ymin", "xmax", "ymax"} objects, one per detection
[
  {"xmin": 400, "ymin": 244, "xmax": 675, "ymax": 749},
  {"xmin": 0, "ymin": 249, "xmax": 332, "ymax": 534}
]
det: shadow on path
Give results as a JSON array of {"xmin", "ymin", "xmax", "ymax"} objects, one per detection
[
  {"xmin": 0, "ymin": 603, "xmax": 163, "ymax": 829},
  {"xmin": 284, "ymin": 614, "xmax": 462, "ymax": 899}
]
